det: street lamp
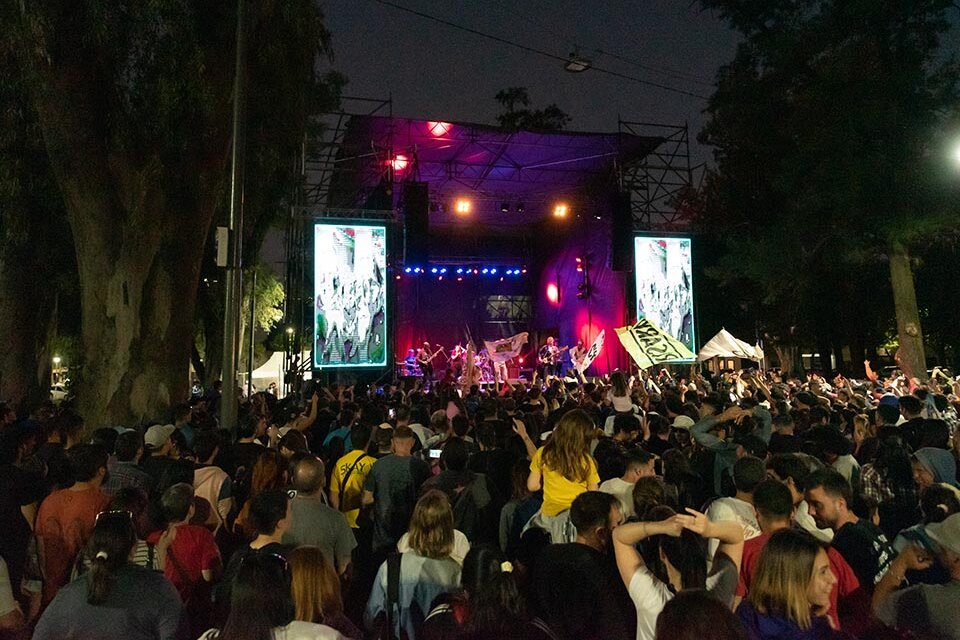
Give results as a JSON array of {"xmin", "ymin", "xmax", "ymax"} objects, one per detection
[{"xmin": 52, "ymin": 356, "xmax": 61, "ymax": 366}]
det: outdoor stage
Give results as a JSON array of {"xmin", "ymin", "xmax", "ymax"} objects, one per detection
[{"xmin": 282, "ymin": 101, "xmax": 697, "ymax": 385}]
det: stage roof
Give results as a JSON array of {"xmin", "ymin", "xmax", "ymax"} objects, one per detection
[{"xmin": 329, "ymin": 115, "xmax": 666, "ymax": 226}]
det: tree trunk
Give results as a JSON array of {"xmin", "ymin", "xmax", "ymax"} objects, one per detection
[
  {"xmin": 889, "ymin": 241, "xmax": 928, "ymax": 381},
  {"xmin": 0, "ymin": 255, "xmax": 56, "ymax": 411}
]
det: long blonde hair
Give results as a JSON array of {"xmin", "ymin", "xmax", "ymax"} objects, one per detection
[
  {"xmin": 542, "ymin": 409, "xmax": 594, "ymax": 483},
  {"xmin": 748, "ymin": 529, "xmax": 822, "ymax": 629},
  {"xmin": 407, "ymin": 490, "xmax": 455, "ymax": 559},
  {"xmin": 853, "ymin": 414, "xmax": 875, "ymax": 440},
  {"xmin": 289, "ymin": 546, "xmax": 344, "ymax": 624}
]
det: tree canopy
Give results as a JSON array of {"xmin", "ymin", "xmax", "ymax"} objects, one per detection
[
  {"xmin": 0, "ymin": 2, "xmax": 342, "ymax": 425},
  {"xmin": 697, "ymin": 0, "xmax": 960, "ymax": 375}
]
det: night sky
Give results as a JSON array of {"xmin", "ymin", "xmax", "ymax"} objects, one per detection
[{"xmin": 324, "ymin": 0, "xmax": 741, "ymax": 165}]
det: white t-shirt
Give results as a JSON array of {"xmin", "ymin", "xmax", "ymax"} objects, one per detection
[
  {"xmin": 607, "ymin": 390, "xmax": 635, "ymax": 413},
  {"xmin": 397, "ymin": 529, "xmax": 471, "ymax": 566},
  {"xmin": 199, "ymin": 621, "xmax": 346, "ymax": 640},
  {"xmin": 599, "ymin": 477, "xmax": 636, "ymax": 519},
  {"xmin": 705, "ymin": 497, "xmax": 761, "ymax": 558},
  {"xmin": 627, "ymin": 555, "xmax": 739, "ymax": 640},
  {"xmin": 796, "ymin": 500, "xmax": 834, "ymax": 542}
]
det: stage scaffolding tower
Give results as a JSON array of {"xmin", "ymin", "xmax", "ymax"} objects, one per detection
[
  {"xmin": 618, "ymin": 121, "xmax": 694, "ymax": 231},
  {"xmin": 283, "ymin": 97, "xmax": 394, "ymax": 394}
]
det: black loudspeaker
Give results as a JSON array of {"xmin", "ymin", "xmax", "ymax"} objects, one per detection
[
  {"xmin": 610, "ymin": 190, "xmax": 633, "ymax": 272},
  {"xmin": 403, "ymin": 182, "xmax": 429, "ymax": 265}
]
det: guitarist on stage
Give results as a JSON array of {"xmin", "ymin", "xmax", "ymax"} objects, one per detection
[
  {"xmin": 537, "ymin": 336, "xmax": 568, "ymax": 382},
  {"xmin": 416, "ymin": 341, "xmax": 444, "ymax": 380}
]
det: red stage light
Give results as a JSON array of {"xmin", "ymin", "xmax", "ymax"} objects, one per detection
[
  {"xmin": 547, "ymin": 283, "xmax": 559, "ymax": 305},
  {"xmin": 454, "ymin": 198, "xmax": 471, "ymax": 215},
  {"xmin": 391, "ymin": 154, "xmax": 409, "ymax": 172},
  {"xmin": 428, "ymin": 121, "xmax": 452, "ymax": 136},
  {"xmin": 519, "ymin": 357, "xmax": 525, "ymax": 364},
  {"xmin": 457, "ymin": 276, "xmax": 463, "ymax": 282},
  {"xmin": 395, "ymin": 275, "xmax": 401, "ymax": 280}
]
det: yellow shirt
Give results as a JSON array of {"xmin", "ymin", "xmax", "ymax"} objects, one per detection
[
  {"xmin": 330, "ymin": 449, "xmax": 374, "ymax": 527},
  {"xmin": 530, "ymin": 446, "xmax": 599, "ymax": 516}
]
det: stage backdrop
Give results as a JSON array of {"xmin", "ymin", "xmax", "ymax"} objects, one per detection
[
  {"xmin": 535, "ymin": 218, "xmax": 630, "ymax": 376},
  {"xmin": 313, "ymin": 223, "xmax": 388, "ymax": 368}
]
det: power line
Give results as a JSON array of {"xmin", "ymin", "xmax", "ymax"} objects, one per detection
[
  {"xmin": 493, "ymin": 1, "xmax": 716, "ymax": 88},
  {"xmin": 367, "ymin": 0, "xmax": 710, "ymax": 100}
]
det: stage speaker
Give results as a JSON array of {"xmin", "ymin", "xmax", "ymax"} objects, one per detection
[
  {"xmin": 403, "ymin": 182, "xmax": 429, "ymax": 265},
  {"xmin": 610, "ymin": 190, "xmax": 633, "ymax": 272}
]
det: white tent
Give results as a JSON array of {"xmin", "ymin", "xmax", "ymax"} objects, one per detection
[{"xmin": 698, "ymin": 328, "xmax": 764, "ymax": 362}]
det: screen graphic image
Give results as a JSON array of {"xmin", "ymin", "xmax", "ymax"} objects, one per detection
[
  {"xmin": 314, "ymin": 224, "xmax": 387, "ymax": 368},
  {"xmin": 634, "ymin": 236, "xmax": 695, "ymax": 357}
]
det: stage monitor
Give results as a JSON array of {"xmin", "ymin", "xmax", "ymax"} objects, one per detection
[
  {"xmin": 314, "ymin": 223, "xmax": 388, "ymax": 368},
  {"xmin": 634, "ymin": 236, "xmax": 695, "ymax": 358}
]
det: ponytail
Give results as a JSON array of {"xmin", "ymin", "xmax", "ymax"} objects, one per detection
[{"xmin": 86, "ymin": 511, "xmax": 137, "ymax": 605}]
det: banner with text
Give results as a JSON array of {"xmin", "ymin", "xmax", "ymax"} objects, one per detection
[
  {"xmin": 615, "ymin": 318, "xmax": 696, "ymax": 370},
  {"xmin": 576, "ymin": 330, "xmax": 605, "ymax": 373},
  {"xmin": 484, "ymin": 332, "xmax": 529, "ymax": 363}
]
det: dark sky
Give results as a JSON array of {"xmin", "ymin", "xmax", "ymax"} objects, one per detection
[{"xmin": 324, "ymin": 0, "xmax": 741, "ymax": 165}]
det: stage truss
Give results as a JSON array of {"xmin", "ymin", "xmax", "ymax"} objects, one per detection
[
  {"xmin": 618, "ymin": 121, "xmax": 694, "ymax": 231},
  {"xmin": 283, "ymin": 100, "xmax": 695, "ymax": 387}
]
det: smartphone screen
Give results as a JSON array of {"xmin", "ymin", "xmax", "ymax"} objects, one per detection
[{"xmin": 429, "ymin": 449, "xmax": 442, "ymax": 459}]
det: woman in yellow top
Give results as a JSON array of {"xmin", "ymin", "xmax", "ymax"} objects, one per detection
[{"xmin": 517, "ymin": 409, "xmax": 600, "ymax": 543}]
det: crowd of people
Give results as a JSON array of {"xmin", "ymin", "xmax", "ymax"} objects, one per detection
[{"xmin": 1, "ymin": 363, "xmax": 959, "ymax": 640}]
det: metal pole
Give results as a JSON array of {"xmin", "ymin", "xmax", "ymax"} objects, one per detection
[
  {"xmin": 221, "ymin": 0, "xmax": 246, "ymax": 434},
  {"xmin": 246, "ymin": 268, "xmax": 257, "ymax": 397}
]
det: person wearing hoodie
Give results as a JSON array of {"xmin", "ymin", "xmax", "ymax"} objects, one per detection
[{"xmin": 912, "ymin": 447, "xmax": 959, "ymax": 493}]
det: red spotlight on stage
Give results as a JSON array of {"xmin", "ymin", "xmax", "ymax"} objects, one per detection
[
  {"xmin": 391, "ymin": 154, "xmax": 409, "ymax": 173},
  {"xmin": 547, "ymin": 283, "xmax": 559, "ymax": 305},
  {"xmin": 519, "ymin": 357, "xmax": 525, "ymax": 365},
  {"xmin": 454, "ymin": 198, "xmax": 471, "ymax": 215},
  {"xmin": 553, "ymin": 202, "xmax": 569, "ymax": 218},
  {"xmin": 428, "ymin": 121, "xmax": 452, "ymax": 136}
]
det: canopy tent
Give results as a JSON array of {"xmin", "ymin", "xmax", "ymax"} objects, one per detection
[{"xmin": 698, "ymin": 328, "xmax": 764, "ymax": 362}]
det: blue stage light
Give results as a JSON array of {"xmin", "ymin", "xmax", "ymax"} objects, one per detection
[
  {"xmin": 490, "ymin": 268, "xmax": 497, "ymax": 274},
  {"xmin": 482, "ymin": 268, "xmax": 489, "ymax": 274},
  {"xmin": 440, "ymin": 267, "xmax": 447, "ymax": 274},
  {"xmin": 456, "ymin": 268, "xmax": 463, "ymax": 274},
  {"xmin": 431, "ymin": 267, "xmax": 438, "ymax": 274},
  {"xmin": 405, "ymin": 267, "xmax": 412, "ymax": 273}
]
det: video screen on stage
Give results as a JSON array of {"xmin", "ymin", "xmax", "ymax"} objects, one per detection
[
  {"xmin": 634, "ymin": 236, "xmax": 695, "ymax": 357},
  {"xmin": 314, "ymin": 223, "xmax": 387, "ymax": 368}
]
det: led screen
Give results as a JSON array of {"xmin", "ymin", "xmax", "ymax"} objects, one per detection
[
  {"xmin": 634, "ymin": 236, "xmax": 695, "ymax": 357},
  {"xmin": 314, "ymin": 224, "xmax": 387, "ymax": 368}
]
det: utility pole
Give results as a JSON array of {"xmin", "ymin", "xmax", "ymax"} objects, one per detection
[{"xmin": 220, "ymin": 0, "xmax": 246, "ymax": 434}]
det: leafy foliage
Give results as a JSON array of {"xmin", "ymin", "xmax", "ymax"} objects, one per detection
[
  {"xmin": 495, "ymin": 87, "xmax": 571, "ymax": 131},
  {"xmin": 697, "ymin": 0, "xmax": 960, "ymax": 371}
]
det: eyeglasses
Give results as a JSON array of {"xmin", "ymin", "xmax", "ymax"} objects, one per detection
[{"xmin": 95, "ymin": 509, "xmax": 134, "ymax": 525}]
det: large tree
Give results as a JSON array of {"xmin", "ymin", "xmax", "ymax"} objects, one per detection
[
  {"xmin": 699, "ymin": 0, "xmax": 960, "ymax": 378},
  {"xmin": 3, "ymin": 2, "xmax": 338, "ymax": 426}
]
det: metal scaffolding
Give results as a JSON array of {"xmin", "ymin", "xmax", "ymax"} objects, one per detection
[{"xmin": 618, "ymin": 121, "xmax": 693, "ymax": 231}]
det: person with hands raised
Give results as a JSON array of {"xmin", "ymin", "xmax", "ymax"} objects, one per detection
[{"xmin": 614, "ymin": 506, "xmax": 744, "ymax": 640}]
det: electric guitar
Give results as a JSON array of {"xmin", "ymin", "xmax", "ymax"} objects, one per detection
[
  {"xmin": 538, "ymin": 345, "xmax": 569, "ymax": 365},
  {"xmin": 418, "ymin": 346, "xmax": 446, "ymax": 365}
]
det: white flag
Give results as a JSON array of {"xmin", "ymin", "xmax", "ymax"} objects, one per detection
[
  {"xmin": 484, "ymin": 332, "xmax": 529, "ymax": 363},
  {"xmin": 576, "ymin": 330, "xmax": 605, "ymax": 373}
]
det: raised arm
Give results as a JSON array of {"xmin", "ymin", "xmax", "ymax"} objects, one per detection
[{"xmin": 613, "ymin": 519, "xmax": 683, "ymax": 588}]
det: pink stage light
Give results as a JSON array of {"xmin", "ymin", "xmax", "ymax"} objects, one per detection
[
  {"xmin": 428, "ymin": 121, "xmax": 452, "ymax": 136},
  {"xmin": 546, "ymin": 283, "xmax": 559, "ymax": 305},
  {"xmin": 391, "ymin": 154, "xmax": 409, "ymax": 172}
]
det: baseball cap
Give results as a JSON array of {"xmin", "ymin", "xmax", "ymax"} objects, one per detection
[
  {"xmin": 878, "ymin": 394, "xmax": 900, "ymax": 408},
  {"xmin": 672, "ymin": 416, "xmax": 695, "ymax": 430},
  {"xmin": 925, "ymin": 513, "xmax": 960, "ymax": 557},
  {"xmin": 144, "ymin": 424, "xmax": 175, "ymax": 448}
]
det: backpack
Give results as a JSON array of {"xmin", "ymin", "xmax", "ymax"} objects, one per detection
[{"xmin": 451, "ymin": 473, "xmax": 492, "ymax": 543}]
